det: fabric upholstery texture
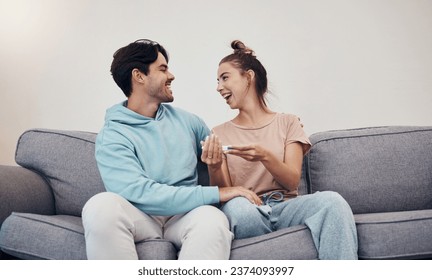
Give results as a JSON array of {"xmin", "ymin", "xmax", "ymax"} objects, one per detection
[
  {"xmin": 0, "ymin": 212, "xmax": 177, "ymax": 260},
  {"xmin": 307, "ymin": 126, "xmax": 432, "ymax": 214},
  {"xmin": 0, "ymin": 165, "xmax": 55, "ymax": 224},
  {"xmin": 230, "ymin": 225, "xmax": 317, "ymax": 259},
  {"xmin": 1, "ymin": 213, "xmax": 86, "ymax": 260},
  {"xmin": 15, "ymin": 130, "xmax": 105, "ymax": 216},
  {"xmin": 355, "ymin": 210, "xmax": 432, "ymax": 259}
]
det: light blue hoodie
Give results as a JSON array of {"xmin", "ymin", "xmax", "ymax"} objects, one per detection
[{"xmin": 95, "ymin": 101, "xmax": 220, "ymax": 216}]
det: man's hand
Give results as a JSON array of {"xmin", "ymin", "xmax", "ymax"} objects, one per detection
[{"xmin": 219, "ymin": 186, "xmax": 262, "ymax": 205}]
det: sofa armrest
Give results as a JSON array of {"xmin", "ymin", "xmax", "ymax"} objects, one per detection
[{"xmin": 0, "ymin": 165, "xmax": 55, "ymax": 225}]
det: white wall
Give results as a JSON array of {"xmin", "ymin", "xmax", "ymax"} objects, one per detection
[{"xmin": 1, "ymin": 0, "xmax": 431, "ymax": 165}]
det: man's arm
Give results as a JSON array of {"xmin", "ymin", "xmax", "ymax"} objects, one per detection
[{"xmin": 96, "ymin": 141, "xmax": 220, "ymax": 216}]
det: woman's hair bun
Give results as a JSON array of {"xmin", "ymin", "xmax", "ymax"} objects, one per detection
[{"xmin": 231, "ymin": 40, "xmax": 255, "ymax": 56}]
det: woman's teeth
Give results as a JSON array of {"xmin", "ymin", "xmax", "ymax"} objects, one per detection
[{"xmin": 223, "ymin": 93, "xmax": 232, "ymax": 100}]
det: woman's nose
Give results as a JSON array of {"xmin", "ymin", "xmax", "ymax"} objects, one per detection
[{"xmin": 216, "ymin": 82, "xmax": 223, "ymax": 92}]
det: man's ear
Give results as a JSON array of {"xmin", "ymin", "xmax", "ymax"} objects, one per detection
[{"xmin": 132, "ymin": 69, "xmax": 145, "ymax": 84}]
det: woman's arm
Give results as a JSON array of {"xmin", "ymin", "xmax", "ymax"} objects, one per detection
[
  {"xmin": 226, "ymin": 142, "xmax": 304, "ymax": 192},
  {"xmin": 209, "ymin": 157, "xmax": 232, "ymax": 187}
]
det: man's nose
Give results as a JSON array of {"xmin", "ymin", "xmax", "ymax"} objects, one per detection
[{"xmin": 168, "ymin": 71, "xmax": 175, "ymax": 81}]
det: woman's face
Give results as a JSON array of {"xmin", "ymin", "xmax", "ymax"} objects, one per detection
[{"xmin": 216, "ymin": 62, "xmax": 250, "ymax": 109}]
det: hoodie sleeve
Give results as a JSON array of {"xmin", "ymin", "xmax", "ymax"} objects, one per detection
[
  {"xmin": 95, "ymin": 131, "xmax": 220, "ymax": 216},
  {"xmin": 192, "ymin": 115, "xmax": 211, "ymax": 158}
]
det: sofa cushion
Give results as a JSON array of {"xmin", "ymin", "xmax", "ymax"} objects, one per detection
[
  {"xmin": 230, "ymin": 225, "xmax": 318, "ymax": 259},
  {"xmin": 0, "ymin": 165, "xmax": 55, "ymax": 225},
  {"xmin": 15, "ymin": 129, "xmax": 105, "ymax": 216},
  {"xmin": 306, "ymin": 126, "xmax": 432, "ymax": 214},
  {"xmin": 355, "ymin": 209, "xmax": 432, "ymax": 259},
  {"xmin": 0, "ymin": 212, "xmax": 177, "ymax": 260},
  {"xmin": 0, "ymin": 213, "xmax": 87, "ymax": 259},
  {"xmin": 297, "ymin": 160, "xmax": 309, "ymax": 195}
]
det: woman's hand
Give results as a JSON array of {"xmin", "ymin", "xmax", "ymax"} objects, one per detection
[
  {"xmin": 225, "ymin": 144, "xmax": 268, "ymax": 162},
  {"xmin": 200, "ymin": 134, "xmax": 223, "ymax": 168}
]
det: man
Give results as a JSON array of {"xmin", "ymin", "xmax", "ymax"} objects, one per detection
[{"xmin": 82, "ymin": 39, "xmax": 260, "ymax": 260}]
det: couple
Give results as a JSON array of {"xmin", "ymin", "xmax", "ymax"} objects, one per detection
[{"xmin": 82, "ymin": 39, "xmax": 358, "ymax": 260}]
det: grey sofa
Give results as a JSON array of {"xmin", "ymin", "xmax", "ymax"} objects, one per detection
[{"xmin": 1, "ymin": 126, "xmax": 432, "ymax": 260}]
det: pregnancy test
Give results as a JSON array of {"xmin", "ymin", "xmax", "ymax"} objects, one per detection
[{"xmin": 200, "ymin": 144, "xmax": 232, "ymax": 151}]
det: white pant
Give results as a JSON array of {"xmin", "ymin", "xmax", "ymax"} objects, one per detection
[{"xmin": 82, "ymin": 192, "xmax": 233, "ymax": 260}]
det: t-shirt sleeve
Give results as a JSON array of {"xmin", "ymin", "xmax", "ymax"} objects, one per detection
[{"xmin": 285, "ymin": 114, "xmax": 312, "ymax": 155}]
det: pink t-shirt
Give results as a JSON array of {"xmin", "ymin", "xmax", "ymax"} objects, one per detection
[{"xmin": 212, "ymin": 113, "xmax": 311, "ymax": 199}]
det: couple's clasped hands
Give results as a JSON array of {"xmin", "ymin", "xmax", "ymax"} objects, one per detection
[{"xmin": 201, "ymin": 134, "xmax": 263, "ymax": 205}]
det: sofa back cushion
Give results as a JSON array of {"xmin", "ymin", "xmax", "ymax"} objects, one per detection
[
  {"xmin": 15, "ymin": 129, "xmax": 211, "ymax": 217},
  {"xmin": 306, "ymin": 126, "xmax": 432, "ymax": 214},
  {"xmin": 15, "ymin": 129, "xmax": 105, "ymax": 216}
]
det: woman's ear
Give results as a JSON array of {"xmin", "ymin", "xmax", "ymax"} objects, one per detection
[{"xmin": 246, "ymin": 69, "xmax": 255, "ymax": 83}]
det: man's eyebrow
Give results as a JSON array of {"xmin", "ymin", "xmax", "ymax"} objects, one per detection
[{"xmin": 158, "ymin": 64, "xmax": 168, "ymax": 69}]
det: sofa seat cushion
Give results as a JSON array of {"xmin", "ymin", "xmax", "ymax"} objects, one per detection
[
  {"xmin": 355, "ymin": 209, "xmax": 432, "ymax": 259},
  {"xmin": 0, "ymin": 213, "xmax": 177, "ymax": 260},
  {"xmin": 230, "ymin": 225, "xmax": 318, "ymax": 259}
]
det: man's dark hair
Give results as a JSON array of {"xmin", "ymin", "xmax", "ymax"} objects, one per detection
[{"xmin": 110, "ymin": 39, "xmax": 169, "ymax": 97}]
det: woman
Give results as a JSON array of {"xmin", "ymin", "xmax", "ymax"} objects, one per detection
[{"xmin": 201, "ymin": 40, "xmax": 358, "ymax": 260}]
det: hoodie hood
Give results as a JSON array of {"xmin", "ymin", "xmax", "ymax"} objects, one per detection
[{"xmin": 105, "ymin": 101, "xmax": 166, "ymax": 126}]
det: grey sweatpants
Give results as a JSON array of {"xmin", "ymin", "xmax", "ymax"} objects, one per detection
[{"xmin": 82, "ymin": 192, "xmax": 233, "ymax": 260}]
